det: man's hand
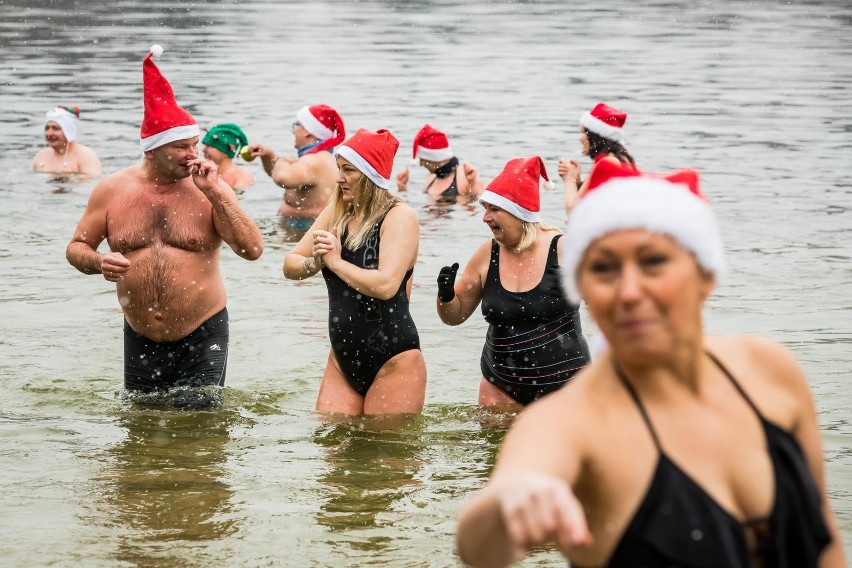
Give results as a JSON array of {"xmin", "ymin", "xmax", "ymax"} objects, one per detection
[
  {"xmin": 101, "ymin": 252, "xmax": 130, "ymax": 282},
  {"xmin": 188, "ymin": 158, "xmax": 221, "ymax": 192}
]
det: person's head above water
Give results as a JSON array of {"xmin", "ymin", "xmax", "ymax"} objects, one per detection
[
  {"xmin": 44, "ymin": 106, "xmax": 80, "ymax": 143},
  {"xmin": 411, "ymin": 124, "xmax": 454, "ymax": 165},
  {"xmin": 294, "ymin": 104, "xmax": 345, "ymax": 154},
  {"xmin": 202, "ymin": 123, "xmax": 248, "ymax": 159}
]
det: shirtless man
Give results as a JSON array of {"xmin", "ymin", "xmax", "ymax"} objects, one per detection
[
  {"xmin": 66, "ymin": 47, "xmax": 263, "ymax": 400},
  {"xmin": 244, "ymin": 104, "xmax": 344, "ymax": 238},
  {"xmin": 31, "ymin": 106, "xmax": 102, "ymax": 176},
  {"xmin": 395, "ymin": 124, "xmax": 482, "ymax": 201}
]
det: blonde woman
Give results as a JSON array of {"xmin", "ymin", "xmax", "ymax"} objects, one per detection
[{"xmin": 284, "ymin": 128, "xmax": 426, "ymax": 416}]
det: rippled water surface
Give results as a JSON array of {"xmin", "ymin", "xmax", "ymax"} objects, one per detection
[{"xmin": 1, "ymin": 1, "xmax": 851, "ymax": 565}]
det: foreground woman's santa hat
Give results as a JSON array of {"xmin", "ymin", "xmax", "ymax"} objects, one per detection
[
  {"xmin": 139, "ymin": 45, "xmax": 200, "ymax": 152},
  {"xmin": 335, "ymin": 128, "xmax": 399, "ymax": 190},
  {"xmin": 562, "ymin": 160, "xmax": 725, "ymax": 304}
]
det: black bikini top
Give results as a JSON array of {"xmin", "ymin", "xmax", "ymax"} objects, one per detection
[{"xmin": 604, "ymin": 352, "xmax": 831, "ymax": 568}]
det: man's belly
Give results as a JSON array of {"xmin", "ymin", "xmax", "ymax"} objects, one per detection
[{"xmin": 116, "ymin": 246, "xmax": 226, "ymax": 342}]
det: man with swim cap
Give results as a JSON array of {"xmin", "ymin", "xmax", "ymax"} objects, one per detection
[
  {"xmin": 202, "ymin": 122, "xmax": 254, "ymax": 191},
  {"xmin": 66, "ymin": 46, "xmax": 263, "ymax": 407},
  {"xmin": 31, "ymin": 105, "xmax": 102, "ymax": 176},
  {"xmin": 244, "ymin": 104, "xmax": 345, "ymax": 239}
]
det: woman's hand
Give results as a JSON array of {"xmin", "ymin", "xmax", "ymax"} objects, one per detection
[
  {"xmin": 494, "ymin": 473, "xmax": 592, "ymax": 558},
  {"xmin": 312, "ymin": 228, "xmax": 342, "ymax": 269},
  {"xmin": 396, "ymin": 167, "xmax": 410, "ymax": 191},
  {"xmin": 557, "ymin": 159, "xmax": 581, "ymax": 185}
]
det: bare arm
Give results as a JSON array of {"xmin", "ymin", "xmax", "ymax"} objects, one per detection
[
  {"xmin": 65, "ymin": 176, "xmax": 130, "ymax": 281},
  {"xmin": 558, "ymin": 159, "xmax": 582, "ymax": 212},
  {"xmin": 437, "ymin": 240, "xmax": 490, "ymax": 325},
  {"xmin": 190, "ymin": 158, "xmax": 263, "ymax": 261},
  {"xmin": 314, "ymin": 205, "xmax": 419, "ymax": 301},
  {"xmin": 283, "ymin": 206, "xmax": 333, "ymax": 280},
  {"xmin": 456, "ymin": 397, "xmax": 591, "ymax": 567}
]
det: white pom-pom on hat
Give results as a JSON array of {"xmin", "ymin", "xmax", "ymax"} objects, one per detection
[
  {"xmin": 150, "ymin": 44, "xmax": 164, "ymax": 58},
  {"xmin": 409, "ymin": 158, "xmax": 419, "ymax": 166},
  {"xmin": 543, "ymin": 180, "xmax": 556, "ymax": 191}
]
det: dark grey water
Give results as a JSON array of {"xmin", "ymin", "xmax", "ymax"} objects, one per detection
[{"xmin": 1, "ymin": 0, "xmax": 850, "ymax": 565}]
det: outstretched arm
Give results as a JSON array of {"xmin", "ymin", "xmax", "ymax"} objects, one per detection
[
  {"xmin": 456, "ymin": 401, "xmax": 592, "ymax": 567},
  {"xmin": 190, "ymin": 158, "xmax": 263, "ymax": 261}
]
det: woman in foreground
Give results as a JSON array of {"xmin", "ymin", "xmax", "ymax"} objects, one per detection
[
  {"xmin": 283, "ymin": 128, "xmax": 426, "ymax": 416},
  {"xmin": 455, "ymin": 162, "xmax": 844, "ymax": 567}
]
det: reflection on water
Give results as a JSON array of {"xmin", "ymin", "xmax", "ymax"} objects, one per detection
[
  {"xmin": 312, "ymin": 418, "xmax": 425, "ymax": 552},
  {"xmin": 95, "ymin": 408, "xmax": 242, "ymax": 567}
]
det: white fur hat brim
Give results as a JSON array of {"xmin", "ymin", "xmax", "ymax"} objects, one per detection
[{"xmin": 562, "ymin": 178, "xmax": 725, "ymax": 304}]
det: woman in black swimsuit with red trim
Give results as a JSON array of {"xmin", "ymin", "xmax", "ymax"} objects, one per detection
[{"xmin": 456, "ymin": 162, "xmax": 844, "ymax": 567}]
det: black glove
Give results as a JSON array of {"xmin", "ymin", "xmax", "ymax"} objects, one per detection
[
  {"xmin": 541, "ymin": 264, "xmax": 564, "ymax": 300},
  {"xmin": 437, "ymin": 263, "xmax": 460, "ymax": 302}
]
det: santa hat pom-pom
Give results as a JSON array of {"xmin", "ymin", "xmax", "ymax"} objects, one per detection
[
  {"xmin": 543, "ymin": 180, "xmax": 556, "ymax": 191},
  {"xmin": 150, "ymin": 44, "xmax": 164, "ymax": 58},
  {"xmin": 409, "ymin": 158, "xmax": 419, "ymax": 167}
]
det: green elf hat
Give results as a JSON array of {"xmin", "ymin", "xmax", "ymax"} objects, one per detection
[{"xmin": 202, "ymin": 123, "xmax": 249, "ymax": 158}]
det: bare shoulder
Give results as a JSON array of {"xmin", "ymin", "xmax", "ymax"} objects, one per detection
[
  {"xmin": 386, "ymin": 201, "xmax": 419, "ymax": 225},
  {"xmin": 708, "ymin": 335, "xmax": 805, "ymax": 385},
  {"xmin": 77, "ymin": 144, "xmax": 99, "ymax": 158},
  {"xmin": 706, "ymin": 335, "xmax": 812, "ymax": 424}
]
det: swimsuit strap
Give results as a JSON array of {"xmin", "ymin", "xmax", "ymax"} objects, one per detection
[
  {"xmin": 705, "ymin": 350, "xmax": 764, "ymax": 420},
  {"xmin": 615, "ymin": 351, "xmax": 764, "ymax": 453},
  {"xmin": 612, "ymin": 359, "xmax": 663, "ymax": 451}
]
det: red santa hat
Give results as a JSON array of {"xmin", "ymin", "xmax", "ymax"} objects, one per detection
[
  {"xmin": 478, "ymin": 156, "xmax": 554, "ymax": 223},
  {"xmin": 296, "ymin": 104, "xmax": 345, "ymax": 154},
  {"xmin": 139, "ymin": 45, "xmax": 199, "ymax": 152},
  {"xmin": 579, "ymin": 102, "xmax": 627, "ymax": 142},
  {"xmin": 335, "ymin": 128, "xmax": 399, "ymax": 190},
  {"xmin": 561, "ymin": 160, "xmax": 725, "ymax": 304},
  {"xmin": 411, "ymin": 124, "xmax": 454, "ymax": 163}
]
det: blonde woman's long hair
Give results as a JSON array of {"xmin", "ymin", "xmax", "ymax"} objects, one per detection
[
  {"xmin": 515, "ymin": 221, "xmax": 560, "ymax": 253},
  {"xmin": 327, "ymin": 173, "xmax": 402, "ymax": 250}
]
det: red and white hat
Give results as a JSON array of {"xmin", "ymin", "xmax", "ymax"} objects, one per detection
[
  {"xmin": 411, "ymin": 124, "xmax": 454, "ymax": 163},
  {"xmin": 479, "ymin": 156, "xmax": 554, "ymax": 223},
  {"xmin": 139, "ymin": 45, "xmax": 199, "ymax": 152},
  {"xmin": 335, "ymin": 128, "xmax": 399, "ymax": 190},
  {"xmin": 296, "ymin": 104, "xmax": 345, "ymax": 154},
  {"xmin": 579, "ymin": 102, "xmax": 627, "ymax": 142},
  {"xmin": 561, "ymin": 160, "xmax": 725, "ymax": 304}
]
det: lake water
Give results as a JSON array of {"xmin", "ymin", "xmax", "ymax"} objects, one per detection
[{"xmin": 1, "ymin": 0, "xmax": 850, "ymax": 565}]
